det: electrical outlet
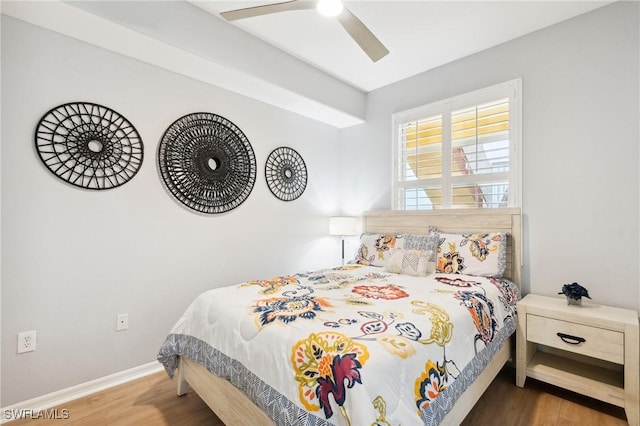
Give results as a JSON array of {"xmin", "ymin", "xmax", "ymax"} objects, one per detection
[
  {"xmin": 116, "ymin": 314, "xmax": 128, "ymax": 331},
  {"xmin": 17, "ymin": 330, "xmax": 36, "ymax": 354}
]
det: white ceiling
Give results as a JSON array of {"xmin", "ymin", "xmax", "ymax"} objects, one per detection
[
  {"xmin": 192, "ymin": 1, "xmax": 613, "ymax": 91},
  {"xmin": 2, "ymin": 1, "xmax": 614, "ymax": 127}
]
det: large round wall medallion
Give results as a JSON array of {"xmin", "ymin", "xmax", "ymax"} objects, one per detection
[
  {"xmin": 34, "ymin": 102, "xmax": 144, "ymax": 190},
  {"xmin": 158, "ymin": 112, "xmax": 257, "ymax": 214},
  {"xmin": 265, "ymin": 146, "xmax": 308, "ymax": 201}
]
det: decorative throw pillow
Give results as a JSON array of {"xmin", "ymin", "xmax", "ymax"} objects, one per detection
[
  {"xmin": 401, "ymin": 233, "xmax": 439, "ymax": 264},
  {"xmin": 384, "ymin": 248, "xmax": 432, "ymax": 277},
  {"xmin": 432, "ymin": 229, "xmax": 507, "ymax": 277},
  {"xmin": 354, "ymin": 234, "xmax": 404, "ymax": 267}
]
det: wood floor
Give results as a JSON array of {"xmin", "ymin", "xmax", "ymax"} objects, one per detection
[{"xmin": 9, "ymin": 366, "xmax": 628, "ymax": 426}]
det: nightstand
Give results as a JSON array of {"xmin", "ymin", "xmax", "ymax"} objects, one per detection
[{"xmin": 516, "ymin": 294, "xmax": 639, "ymax": 425}]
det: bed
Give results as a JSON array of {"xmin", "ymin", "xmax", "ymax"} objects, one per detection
[{"xmin": 157, "ymin": 208, "xmax": 522, "ymax": 425}]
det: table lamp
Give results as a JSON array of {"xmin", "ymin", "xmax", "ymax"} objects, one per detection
[{"xmin": 329, "ymin": 216, "xmax": 359, "ymax": 265}]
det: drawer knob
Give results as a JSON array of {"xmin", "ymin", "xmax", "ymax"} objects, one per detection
[{"xmin": 556, "ymin": 332, "xmax": 586, "ymax": 345}]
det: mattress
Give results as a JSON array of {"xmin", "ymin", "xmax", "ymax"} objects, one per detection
[{"xmin": 158, "ymin": 264, "xmax": 519, "ymax": 426}]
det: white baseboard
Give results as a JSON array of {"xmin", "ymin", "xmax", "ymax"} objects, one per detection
[{"xmin": 1, "ymin": 361, "xmax": 164, "ymax": 424}]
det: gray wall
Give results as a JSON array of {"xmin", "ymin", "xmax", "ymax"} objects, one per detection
[
  {"xmin": 341, "ymin": 1, "xmax": 639, "ymax": 310},
  {"xmin": 1, "ymin": 16, "xmax": 344, "ymax": 405}
]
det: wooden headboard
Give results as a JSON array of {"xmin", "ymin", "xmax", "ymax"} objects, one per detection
[{"xmin": 362, "ymin": 208, "xmax": 522, "ymax": 288}]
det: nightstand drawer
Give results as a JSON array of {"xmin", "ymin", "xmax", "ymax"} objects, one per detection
[{"xmin": 527, "ymin": 314, "xmax": 624, "ymax": 364}]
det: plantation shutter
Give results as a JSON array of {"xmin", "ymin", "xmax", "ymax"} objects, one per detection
[{"xmin": 393, "ymin": 79, "xmax": 520, "ymax": 210}]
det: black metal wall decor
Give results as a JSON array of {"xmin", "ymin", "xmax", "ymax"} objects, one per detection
[
  {"xmin": 158, "ymin": 113, "xmax": 256, "ymax": 214},
  {"xmin": 35, "ymin": 102, "xmax": 143, "ymax": 190},
  {"xmin": 265, "ymin": 146, "xmax": 308, "ymax": 201}
]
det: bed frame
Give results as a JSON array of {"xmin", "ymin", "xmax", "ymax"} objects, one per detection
[{"xmin": 176, "ymin": 208, "xmax": 522, "ymax": 425}]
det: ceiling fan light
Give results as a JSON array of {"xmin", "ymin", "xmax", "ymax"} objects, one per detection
[{"xmin": 317, "ymin": 0, "xmax": 343, "ymax": 17}]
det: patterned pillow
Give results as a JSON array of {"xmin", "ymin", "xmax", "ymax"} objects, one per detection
[
  {"xmin": 384, "ymin": 248, "xmax": 432, "ymax": 277},
  {"xmin": 432, "ymin": 229, "xmax": 507, "ymax": 277},
  {"xmin": 354, "ymin": 234, "xmax": 404, "ymax": 267},
  {"xmin": 402, "ymin": 232, "xmax": 439, "ymax": 264}
]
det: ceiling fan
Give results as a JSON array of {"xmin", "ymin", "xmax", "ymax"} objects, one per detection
[{"xmin": 220, "ymin": 0, "xmax": 389, "ymax": 62}]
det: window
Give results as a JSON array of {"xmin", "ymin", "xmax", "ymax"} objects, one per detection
[{"xmin": 392, "ymin": 79, "xmax": 521, "ymax": 210}]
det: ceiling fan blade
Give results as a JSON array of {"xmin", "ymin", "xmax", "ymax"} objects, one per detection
[
  {"xmin": 337, "ymin": 7, "xmax": 389, "ymax": 62},
  {"xmin": 220, "ymin": 0, "xmax": 315, "ymax": 21}
]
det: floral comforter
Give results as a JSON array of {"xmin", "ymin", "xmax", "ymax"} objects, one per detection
[{"xmin": 157, "ymin": 265, "xmax": 519, "ymax": 426}]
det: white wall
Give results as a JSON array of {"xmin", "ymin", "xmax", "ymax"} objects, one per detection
[
  {"xmin": 341, "ymin": 1, "xmax": 639, "ymax": 311},
  {"xmin": 1, "ymin": 16, "xmax": 344, "ymax": 405}
]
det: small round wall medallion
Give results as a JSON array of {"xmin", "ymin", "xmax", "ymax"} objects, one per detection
[
  {"xmin": 34, "ymin": 102, "xmax": 144, "ymax": 190},
  {"xmin": 158, "ymin": 112, "xmax": 257, "ymax": 214},
  {"xmin": 265, "ymin": 146, "xmax": 308, "ymax": 201}
]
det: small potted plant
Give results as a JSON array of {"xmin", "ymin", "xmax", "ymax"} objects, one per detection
[{"xmin": 558, "ymin": 282, "xmax": 591, "ymax": 306}]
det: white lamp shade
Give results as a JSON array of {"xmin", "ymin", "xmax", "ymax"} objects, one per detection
[{"xmin": 329, "ymin": 216, "xmax": 359, "ymax": 236}]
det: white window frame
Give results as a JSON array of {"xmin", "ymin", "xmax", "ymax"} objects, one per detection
[{"xmin": 392, "ymin": 78, "xmax": 522, "ymax": 210}]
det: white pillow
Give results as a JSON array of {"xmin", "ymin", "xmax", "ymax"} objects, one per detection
[
  {"xmin": 384, "ymin": 248, "xmax": 432, "ymax": 277},
  {"xmin": 354, "ymin": 234, "xmax": 404, "ymax": 266},
  {"xmin": 433, "ymin": 230, "xmax": 507, "ymax": 277}
]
